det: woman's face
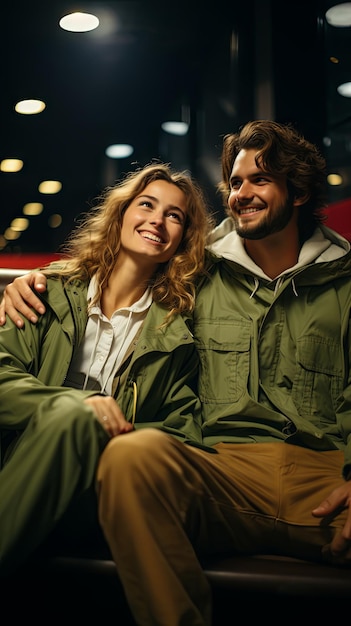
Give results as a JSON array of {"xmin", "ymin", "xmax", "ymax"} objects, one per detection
[{"xmin": 120, "ymin": 179, "xmax": 187, "ymax": 267}]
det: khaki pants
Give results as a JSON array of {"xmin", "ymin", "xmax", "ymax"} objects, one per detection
[{"xmin": 97, "ymin": 429, "xmax": 347, "ymax": 626}]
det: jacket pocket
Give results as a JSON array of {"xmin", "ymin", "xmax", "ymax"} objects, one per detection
[
  {"xmin": 194, "ymin": 320, "xmax": 251, "ymax": 403},
  {"xmin": 294, "ymin": 336, "xmax": 344, "ymax": 420}
]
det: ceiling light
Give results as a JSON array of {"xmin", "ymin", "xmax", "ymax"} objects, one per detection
[
  {"xmin": 327, "ymin": 173, "xmax": 343, "ymax": 185},
  {"xmin": 325, "ymin": 3, "xmax": 351, "ymax": 26},
  {"xmin": 23, "ymin": 203, "xmax": 44, "ymax": 216},
  {"xmin": 15, "ymin": 99, "xmax": 46, "ymax": 114},
  {"xmin": 105, "ymin": 144, "xmax": 134, "ymax": 159},
  {"xmin": 0, "ymin": 159, "xmax": 23, "ymax": 172},
  {"xmin": 11, "ymin": 218, "xmax": 29, "ymax": 232},
  {"xmin": 4, "ymin": 228, "xmax": 21, "ymax": 241},
  {"xmin": 38, "ymin": 180, "xmax": 62, "ymax": 194},
  {"xmin": 161, "ymin": 121, "xmax": 189, "ymax": 136},
  {"xmin": 59, "ymin": 12, "xmax": 99, "ymax": 33},
  {"xmin": 48, "ymin": 214, "xmax": 63, "ymax": 229},
  {"xmin": 337, "ymin": 81, "xmax": 351, "ymax": 96}
]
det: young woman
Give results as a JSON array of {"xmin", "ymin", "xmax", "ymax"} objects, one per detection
[{"xmin": 0, "ymin": 162, "xmax": 214, "ymax": 577}]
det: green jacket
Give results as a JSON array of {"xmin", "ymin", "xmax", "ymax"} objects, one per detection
[
  {"xmin": 196, "ymin": 222, "xmax": 351, "ymax": 476},
  {"xmin": 0, "ymin": 275, "xmax": 203, "ymax": 466}
]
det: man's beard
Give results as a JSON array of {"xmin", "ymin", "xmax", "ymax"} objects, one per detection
[{"xmin": 232, "ymin": 200, "xmax": 294, "ymax": 240}]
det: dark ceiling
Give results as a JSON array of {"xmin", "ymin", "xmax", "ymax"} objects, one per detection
[{"xmin": 0, "ymin": 0, "xmax": 350, "ymax": 255}]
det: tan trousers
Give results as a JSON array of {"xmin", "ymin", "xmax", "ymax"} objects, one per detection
[{"xmin": 96, "ymin": 429, "xmax": 347, "ymax": 626}]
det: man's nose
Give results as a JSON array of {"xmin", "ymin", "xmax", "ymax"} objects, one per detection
[
  {"xmin": 236, "ymin": 180, "xmax": 254, "ymax": 199},
  {"xmin": 229, "ymin": 182, "xmax": 253, "ymax": 207}
]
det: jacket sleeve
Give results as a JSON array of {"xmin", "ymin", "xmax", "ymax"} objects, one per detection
[{"xmin": 0, "ymin": 311, "xmax": 95, "ymax": 432}]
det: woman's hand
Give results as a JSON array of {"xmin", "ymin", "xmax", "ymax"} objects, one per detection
[
  {"xmin": 84, "ymin": 395, "xmax": 134, "ymax": 438},
  {"xmin": 0, "ymin": 271, "xmax": 47, "ymax": 327}
]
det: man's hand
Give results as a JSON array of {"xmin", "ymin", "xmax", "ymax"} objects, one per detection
[
  {"xmin": 312, "ymin": 481, "xmax": 351, "ymax": 564},
  {"xmin": 0, "ymin": 271, "xmax": 47, "ymax": 327},
  {"xmin": 84, "ymin": 395, "xmax": 134, "ymax": 438}
]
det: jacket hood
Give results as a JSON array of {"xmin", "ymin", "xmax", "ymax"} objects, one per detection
[{"xmin": 206, "ymin": 217, "xmax": 351, "ymax": 282}]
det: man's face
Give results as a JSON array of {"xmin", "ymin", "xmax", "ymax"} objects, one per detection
[{"xmin": 227, "ymin": 148, "xmax": 295, "ymax": 240}]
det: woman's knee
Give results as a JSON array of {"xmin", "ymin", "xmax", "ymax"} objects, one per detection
[{"xmin": 34, "ymin": 392, "xmax": 108, "ymax": 452}]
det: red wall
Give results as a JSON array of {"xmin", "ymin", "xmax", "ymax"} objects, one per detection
[
  {"xmin": 0, "ymin": 253, "xmax": 61, "ymax": 269},
  {"xmin": 324, "ymin": 198, "xmax": 351, "ymax": 241}
]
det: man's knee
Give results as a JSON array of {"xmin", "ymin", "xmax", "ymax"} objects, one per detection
[{"xmin": 98, "ymin": 428, "xmax": 174, "ymax": 478}]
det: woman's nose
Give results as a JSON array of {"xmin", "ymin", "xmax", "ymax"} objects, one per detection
[{"xmin": 149, "ymin": 210, "xmax": 165, "ymax": 225}]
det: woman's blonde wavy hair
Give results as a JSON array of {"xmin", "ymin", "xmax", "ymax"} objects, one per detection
[{"xmin": 43, "ymin": 162, "xmax": 215, "ymax": 324}]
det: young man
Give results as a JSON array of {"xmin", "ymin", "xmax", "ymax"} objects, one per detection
[{"xmin": 2, "ymin": 120, "xmax": 351, "ymax": 626}]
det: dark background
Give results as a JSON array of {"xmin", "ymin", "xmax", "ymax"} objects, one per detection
[{"xmin": 0, "ymin": 0, "xmax": 349, "ymax": 254}]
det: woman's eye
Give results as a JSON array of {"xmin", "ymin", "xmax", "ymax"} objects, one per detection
[{"xmin": 167, "ymin": 212, "xmax": 183, "ymax": 223}]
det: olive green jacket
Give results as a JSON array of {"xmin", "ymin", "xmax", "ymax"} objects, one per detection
[
  {"xmin": 0, "ymin": 275, "xmax": 203, "ymax": 466},
  {"xmin": 197, "ymin": 223, "xmax": 351, "ymax": 476}
]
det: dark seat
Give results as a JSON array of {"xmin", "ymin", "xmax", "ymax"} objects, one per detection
[{"xmin": 3, "ymin": 549, "xmax": 351, "ymax": 625}]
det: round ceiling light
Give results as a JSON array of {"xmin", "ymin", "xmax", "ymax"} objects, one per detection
[
  {"xmin": 161, "ymin": 121, "xmax": 189, "ymax": 136},
  {"xmin": 105, "ymin": 144, "xmax": 134, "ymax": 159},
  {"xmin": 337, "ymin": 81, "xmax": 351, "ymax": 96},
  {"xmin": 325, "ymin": 3, "xmax": 351, "ymax": 27}
]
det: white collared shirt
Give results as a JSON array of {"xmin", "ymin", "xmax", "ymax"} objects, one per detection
[{"xmin": 64, "ymin": 276, "xmax": 152, "ymax": 395}]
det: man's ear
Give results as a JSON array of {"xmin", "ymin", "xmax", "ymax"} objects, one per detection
[{"xmin": 293, "ymin": 193, "xmax": 310, "ymax": 207}]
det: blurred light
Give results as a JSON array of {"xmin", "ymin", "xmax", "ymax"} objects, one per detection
[
  {"xmin": 48, "ymin": 214, "xmax": 63, "ymax": 228},
  {"xmin": 105, "ymin": 144, "xmax": 134, "ymax": 158},
  {"xmin": 4, "ymin": 228, "xmax": 21, "ymax": 241},
  {"xmin": 38, "ymin": 180, "xmax": 62, "ymax": 194},
  {"xmin": 86, "ymin": 8, "xmax": 118, "ymax": 37},
  {"xmin": 326, "ymin": 3, "xmax": 351, "ymax": 26},
  {"xmin": 11, "ymin": 218, "xmax": 29, "ymax": 232},
  {"xmin": 327, "ymin": 173, "xmax": 343, "ymax": 185},
  {"xmin": 0, "ymin": 159, "xmax": 23, "ymax": 172},
  {"xmin": 161, "ymin": 121, "xmax": 189, "ymax": 136},
  {"xmin": 330, "ymin": 56, "xmax": 340, "ymax": 64},
  {"xmin": 23, "ymin": 202, "xmax": 44, "ymax": 216},
  {"xmin": 0, "ymin": 235, "xmax": 6, "ymax": 249},
  {"xmin": 59, "ymin": 12, "xmax": 99, "ymax": 33},
  {"xmin": 323, "ymin": 136, "xmax": 332, "ymax": 147},
  {"xmin": 337, "ymin": 81, "xmax": 351, "ymax": 96},
  {"xmin": 15, "ymin": 99, "xmax": 46, "ymax": 114}
]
